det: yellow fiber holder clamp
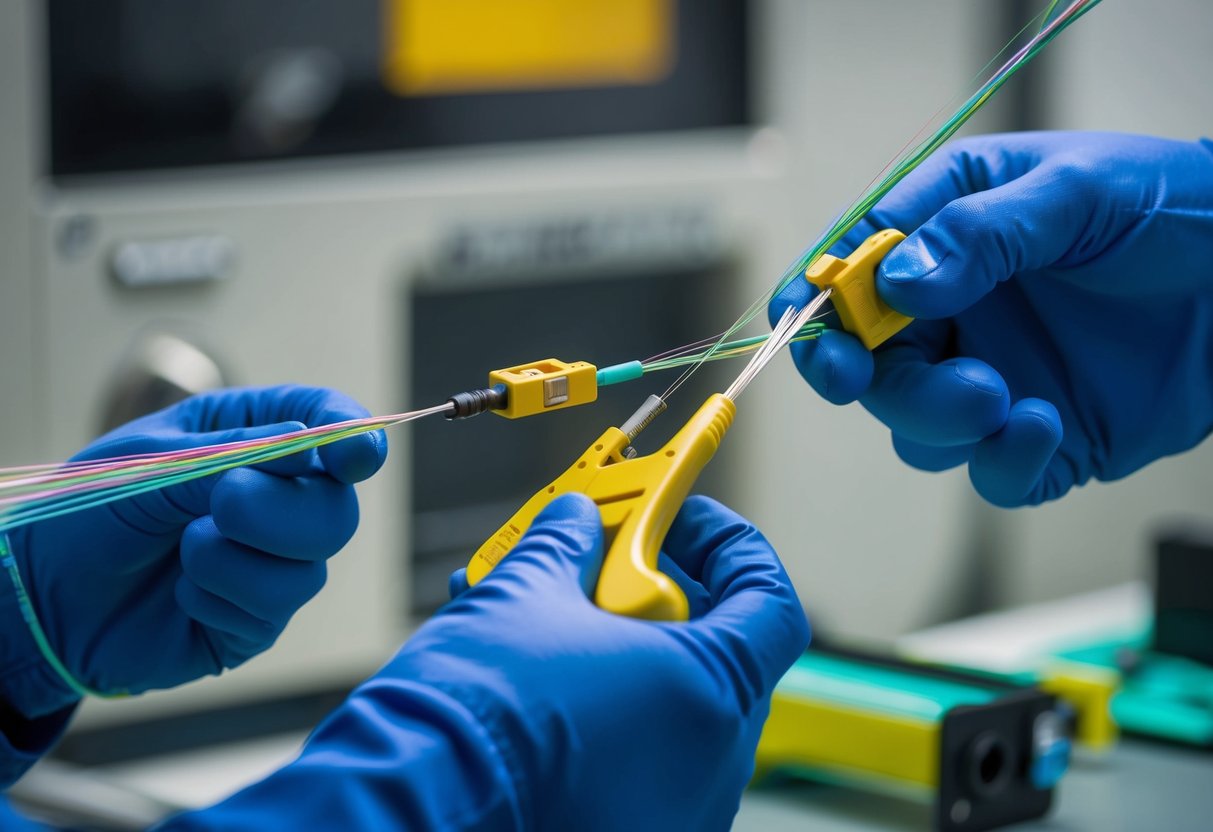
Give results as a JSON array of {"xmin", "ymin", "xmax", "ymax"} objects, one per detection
[
  {"xmin": 467, "ymin": 393, "xmax": 736, "ymax": 620},
  {"xmin": 806, "ymin": 228, "xmax": 914, "ymax": 350},
  {"xmin": 489, "ymin": 358, "xmax": 597, "ymax": 419},
  {"xmin": 1038, "ymin": 662, "xmax": 1119, "ymax": 752}
]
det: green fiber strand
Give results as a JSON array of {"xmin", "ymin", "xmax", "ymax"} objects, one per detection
[
  {"xmin": 0, "ymin": 423, "xmax": 390, "ymax": 533},
  {"xmin": 1041, "ymin": 0, "xmax": 1064, "ymax": 29},
  {"xmin": 763, "ymin": 1, "xmax": 1099, "ymax": 308},
  {"xmin": 1, "ymin": 534, "xmax": 110, "ymax": 699}
]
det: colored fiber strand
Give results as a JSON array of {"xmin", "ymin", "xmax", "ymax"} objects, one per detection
[
  {"xmin": 639, "ymin": 323, "xmax": 828, "ymax": 375},
  {"xmin": 1, "ymin": 534, "xmax": 103, "ymax": 698},
  {"xmin": 663, "ymin": 0, "xmax": 1101, "ymax": 400},
  {"xmin": 725, "ymin": 290, "xmax": 833, "ymax": 401},
  {"xmin": 0, "ymin": 403, "xmax": 451, "ymax": 535},
  {"xmin": 771, "ymin": 0, "xmax": 1101, "ymax": 302}
]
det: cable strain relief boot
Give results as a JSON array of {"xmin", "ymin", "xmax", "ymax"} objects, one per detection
[{"xmin": 445, "ymin": 385, "xmax": 508, "ymax": 420}]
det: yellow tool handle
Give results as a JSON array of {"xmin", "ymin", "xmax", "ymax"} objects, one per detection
[{"xmin": 466, "ymin": 393, "xmax": 736, "ymax": 620}]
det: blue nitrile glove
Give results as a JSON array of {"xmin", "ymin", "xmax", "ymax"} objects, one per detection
[
  {"xmin": 162, "ymin": 494, "xmax": 809, "ymax": 832},
  {"xmin": 771, "ymin": 131, "xmax": 1213, "ymax": 506},
  {"xmin": 1, "ymin": 386, "xmax": 387, "ymax": 725},
  {"xmin": 0, "ymin": 798, "xmax": 46, "ymax": 831}
]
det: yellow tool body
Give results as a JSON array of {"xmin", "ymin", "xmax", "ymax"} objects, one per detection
[
  {"xmin": 466, "ymin": 393, "xmax": 736, "ymax": 620},
  {"xmin": 807, "ymin": 228, "xmax": 914, "ymax": 350}
]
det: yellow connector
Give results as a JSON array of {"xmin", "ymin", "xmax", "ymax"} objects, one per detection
[
  {"xmin": 489, "ymin": 358, "xmax": 597, "ymax": 419},
  {"xmin": 806, "ymin": 228, "xmax": 914, "ymax": 350},
  {"xmin": 467, "ymin": 393, "xmax": 735, "ymax": 620}
]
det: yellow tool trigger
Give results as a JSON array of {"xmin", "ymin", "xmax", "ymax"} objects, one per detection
[
  {"xmin": 466, "ymin": 393, "xmax": 736, "ymax": 621},
  {"xmin": 805, "ymin": 228, "xmax": 914, "ymax": 350}
]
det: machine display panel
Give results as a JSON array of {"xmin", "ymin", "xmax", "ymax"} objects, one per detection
[{"xmin": 47, "ymin": 0, "xmax": 748, "ymax": 176}]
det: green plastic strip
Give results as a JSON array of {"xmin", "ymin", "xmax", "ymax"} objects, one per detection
[
  {"xmin": 955, "ymin": 627, "xmax": 1213, "ymax": 746},
  {"xmin": 1112, "ymin": 690, "xmax": 1213, "ymax": 745},
  {"xmin": 777, "ymin": 652, "xmax": 999, "ymax": 722}
]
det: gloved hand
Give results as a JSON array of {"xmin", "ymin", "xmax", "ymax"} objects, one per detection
[
  {"xmin": 2, "ymin": 386, "xmax": 387, "ymax": 719},
  {"xmin": 164, "ymin": 494, "xmax": 809, "ymax": 832},
  {"xmin": 771, "ymin": 131, "xmax": 1213, "ymax": 506}
]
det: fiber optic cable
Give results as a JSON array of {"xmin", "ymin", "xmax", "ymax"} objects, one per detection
[
  {"xmin": 0, "ymin": 0, "xmax": 1102, "ymax": 535},
  {"xmin": 0, "ymin": 403, "xmax": 451, "ymax": 534}
]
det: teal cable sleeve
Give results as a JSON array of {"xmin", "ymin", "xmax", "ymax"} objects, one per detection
[
  {"xmin": 596, "ymin": 360, "xmax": 645, "ymax": 387},
  {"xmin": 1, "ymin": 533, "xmax": 109, "ymax": 700}
]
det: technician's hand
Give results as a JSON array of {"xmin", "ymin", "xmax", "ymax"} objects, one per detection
[
  {"xmin": 771, "ymin": 131, "xmax": 1213, "ymax": 506},
  {"xmin": 164, "ymin": 494, "xmax": 809, "ymax": 832},
  {"xmin": 5, "ymin": 386, "xmax": 387, "ymax": 718}
]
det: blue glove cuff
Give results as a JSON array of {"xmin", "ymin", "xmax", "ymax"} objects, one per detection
[
  {"xmin": 0, "ymin": 699, "xmax": 77, "ymax": 789},
  {"xmin": 0, "ymin": 534, "xmax": 96, "ymax": 716}
]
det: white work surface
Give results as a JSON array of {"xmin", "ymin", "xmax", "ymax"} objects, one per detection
[{"xmin": 736, "ymin": 741, "xmax": 1213, "ymax": 832}]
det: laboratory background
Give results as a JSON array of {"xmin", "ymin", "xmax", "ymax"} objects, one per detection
[{"xmin": 1, "ymin": 1, "xmax": 1211, "ymax": 829}]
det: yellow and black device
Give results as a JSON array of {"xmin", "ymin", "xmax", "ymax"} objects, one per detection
[
  {"xmin": 755, "ymin": 646, "xmax": 1073, "ymax": 832},
  {"xmin": 465, "ymin": 392, "xmax": 733, "ymax": 620}
]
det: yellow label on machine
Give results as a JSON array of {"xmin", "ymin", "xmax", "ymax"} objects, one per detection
[{"xmin": 383, "ymin": 0, "xmax": 675, "ymax": 96}]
